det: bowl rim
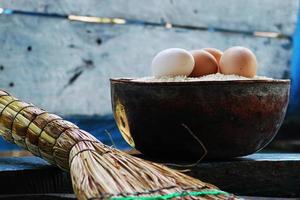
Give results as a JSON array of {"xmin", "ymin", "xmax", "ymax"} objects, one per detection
[{"xmin": 110, "ymin": 77, "xmax": 290, "ymax": 85}]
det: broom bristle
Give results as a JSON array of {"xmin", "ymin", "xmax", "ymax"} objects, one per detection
[
  {"xmin": 70, "ymin": 141, "xmax": 231, "ymax": 200},
  {"xmin": 0, "ymin": 90, "xmax": 233, "ymax": 200}
]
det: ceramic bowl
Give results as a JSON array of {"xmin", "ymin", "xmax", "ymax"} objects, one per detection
[{"xmin": 110, "ymin": 78, "xmax": 290, "ymax": 160}]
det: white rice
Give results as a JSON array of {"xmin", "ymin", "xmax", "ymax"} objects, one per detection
[{"xmin": 131, "ymin": 73, "xmax": 273, "ymax": 82}]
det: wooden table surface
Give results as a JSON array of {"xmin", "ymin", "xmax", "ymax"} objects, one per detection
[{"xmin": 0, "ymin": 153, "xmax": 299, "ymax": 199}]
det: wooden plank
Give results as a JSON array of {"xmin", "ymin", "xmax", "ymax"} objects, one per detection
[
  {"xmin": 0, "ymin": 157, "xmax": 72, "ymax": 194},
  {"xmin": 0, "ymin": 150, "xmax": 32, "ymax": 158},
  {"xmin": 0, "ymin": 15, "xmax": 292, "ymax": 115},
  {"xmin": 0, "ymin": 194, "xmax": 76, "ymax": 200},
  {"xmin": 183, "ymin": 153, "xmax": 300, "ymax": 198},
  {"xmin": 0, "ymin": 154, "xmax": 300, "ymax": 197},
  {"xmin": 136, "ymin": 153, "xmax": 300, "ymax": 197},
  {"xmin": 0, "ymin": 0, "xmax": 298, "ymax": 35}
]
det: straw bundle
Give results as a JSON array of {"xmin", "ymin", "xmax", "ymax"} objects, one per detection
[{"xmin": 0, "ymin": 90, "xmax": 233, "ymax": 200}]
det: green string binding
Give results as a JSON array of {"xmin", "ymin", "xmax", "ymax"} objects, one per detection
[{"xmin": 111, "ymin": 189, "xmax": 229, "ymax": 200}]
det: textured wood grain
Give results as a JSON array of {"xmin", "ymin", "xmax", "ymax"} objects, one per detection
[{"xmin": 0, "ymin": 0, "xmax": 298, "ymax": 35}]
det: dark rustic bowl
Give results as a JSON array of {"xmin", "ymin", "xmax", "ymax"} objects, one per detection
[{"xmin": 110, "ymin": 78, "xmax": 290, "ymax": 160}]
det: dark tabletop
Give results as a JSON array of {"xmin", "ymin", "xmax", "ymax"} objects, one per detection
[{"xmin": 0, "ymin": 153, "xmax": 299, "ymax": 199}]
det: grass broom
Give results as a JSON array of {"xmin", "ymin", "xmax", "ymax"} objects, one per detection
[{"xmin": 0, "ymin": 90, "xmax": 234, "ymax": 200}]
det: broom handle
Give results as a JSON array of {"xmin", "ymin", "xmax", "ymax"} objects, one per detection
[
  {"xmin": 0, "ymin": 90, "xmax": 100, "ymax": 170},
  {"xmin": 0, "ymin": 90, "xmax": 231, "ymax": 200}
]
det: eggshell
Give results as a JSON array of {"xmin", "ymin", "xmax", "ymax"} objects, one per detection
[
  {"xmin": 151, "ymin": 48, "xmax": 195, "ymax": 77},
  {"xmin": 203, "ymin": 48, "xmax": 223, "ymax": 63},
  {"xmin": 189, "ymin": 50, "xmax": 218, "ymax": 77},
  {"xmin": 219, "ymin": 46, "xmax": 257, "ymax": 78}
]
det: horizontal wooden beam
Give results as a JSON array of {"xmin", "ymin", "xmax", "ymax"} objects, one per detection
[{"xmin": 0, "ymin": 0, "xmax": 298, "ymax": 35}]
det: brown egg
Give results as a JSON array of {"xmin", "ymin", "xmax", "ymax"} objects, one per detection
[
  {"xmin": 219, "ymin": 46, "xmax": 257, "ymax": 78},
  {"xmin": 189, "ymin": 50, "xmax": 219, "ymax": 77},
  {"xmin": 203, "ymin": 48, "xmax": 223, "ymax": 63}
]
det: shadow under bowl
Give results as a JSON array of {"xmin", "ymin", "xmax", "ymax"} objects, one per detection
[{"xmin": 110, "ymin": 78, "xmax": 290, "ymax": 160}]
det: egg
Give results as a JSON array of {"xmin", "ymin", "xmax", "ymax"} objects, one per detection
[
  {"xmin": 220, "ymin": 46, "xmax": 257, "ymax": 78},
  {"xmin": 151, "ymin": 48, "xmax": 194, "ymax": 77},
  {"xmin": 203, "ymin": 48, "xmax": 223, "ymax": 63},
  {"xmin": 189, "ymin": 50, "xmax": 219, "ymax": 77}
]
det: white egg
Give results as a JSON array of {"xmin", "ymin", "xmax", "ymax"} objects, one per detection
[{"xmin": 151, "ymin": 48, "xmax": 195, "ymax": 77}]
